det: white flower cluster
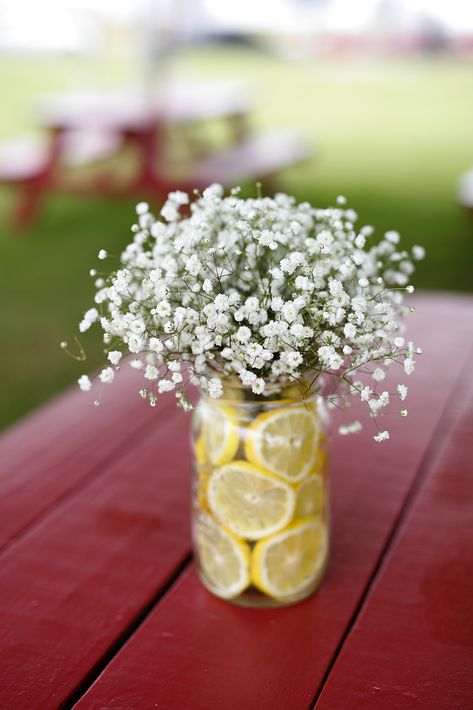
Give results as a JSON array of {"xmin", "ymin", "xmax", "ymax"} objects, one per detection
[{"xmin": 77, "ymin": 185, "xmax": 424, "ymax": 440}]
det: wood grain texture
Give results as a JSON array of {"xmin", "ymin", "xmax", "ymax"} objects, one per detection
[
  {"xmin": 315, "ymin": 356, "xmax": 473, "ymax": 710},
  {"xmin": 0, "ymin": 366, "xmax": 164, "ymax": 549},
  {"xmin": 73, "ymin": 295, "xmax": 473, "ymax": 710},
  {"xmin": 0, "ymin": 408, "xmax": 192, "ymax": 710}
]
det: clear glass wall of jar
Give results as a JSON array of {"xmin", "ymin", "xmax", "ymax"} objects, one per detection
[{"xmin": 191, "ymin": 380, "xmax": 330, "ymax": 608}]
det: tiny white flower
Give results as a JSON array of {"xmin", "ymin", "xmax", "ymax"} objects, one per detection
[
  {"xmin": 208, "ymin": 377, "xmax": 223, "ymax": 399},
  {"xmin": 130, "ymin": 359, "xmax": 144, "ymax": 370},
  {"xmin": 343, "ymin": 323, "xmax": 357, "ymax": 339},
  {"xmin": 160, "ymin": 202, "xmax": 179, "ymax": 222},
  {"xmin": 251, "ymin": 378, "xmax": 265, "ymax": 395},
  {"xmin": 236, "ymin": 326, "xmax": 251, "ymax": 343},
  {"xmin": 355, "ymin": 234, "xmax": 366, "ymax": 249},
  {"xmin": 338, "ymin": 420, "xmax": 362, "ymax": 435},
  {"xmin": 281, "ymin": 302, "xmax": 298, "ymax": 323},
  {"xmin": 397, "ymin": 384, "xmax": 408, "ymax": 400},
  {"xmin": 79, "ymin": 319, "xmax": 91, "ymax": 333},
  {"xmin": 136, "ymin": 202, "xmax": 149, "ymax": 215},
  {"xmin": 78, "ymin": 375, "xmax": 92, "ymax": 391},
  {"xmin": 108, "ymin": 351, "xmax": 122, "ymax": 366},
  {"xmin": 360, "ymin": 386, "xmax": 372, "ymax": 402},
  {"xmin": 412, "ymin": 245, "xmax": 425, "ymax": 260},
  {"xmin": 404, "ymin": 357, "xmax": 415, "ymax": 375},
  {"xmin": 374, "ymin": 430, "xmax": 390, "ymax": 443},
  {"xmin": 239, "ymin": 369, "xmax": 257, "ymax": 386},
  {"xmin": 98, "ymin": 249, "xmax": 108, "ymax": 260},
  {"xmin": 378, "ymin": 391, "xmax": 390, "ymax": 407},
  {"xmin": 149, "ymin": 337, "xmax": 163, "ymax": 353},
  {"xmin": 385, "ymin": 230, "xmax": 400, "ymax": 244},
  {"xmin": 99, "ymin": 367, "xmax": 114, "ymax": 384},
  {"xmin": 145, "ymin": 365, "xmax": 159, "ymax": 380},
  {"xmin": 158, "ymin": 379, "xmax": 175, "ymax": 393},
  {"xmin": 372, "ymin": 368, "xmax": 386, "ymax": 382},
  {"xmin": 156, "ymin": 300, "xmax": 171, "ymax": 318},
  {"xmin": 394, "ymin": 337, "xmax": 405, "ymax": 348},
  {"xmin": 203, "ymin": 183, "xmax": 223, "ymax": 200}
]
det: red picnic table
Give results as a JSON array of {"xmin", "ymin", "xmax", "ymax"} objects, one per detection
[
  {"xmin": 0, "ymin": 80, "xmax": 310, "ymax": 228},
  {"xmin": 1, "ymin": 292, "xmax": 473, "ymax": 709}
]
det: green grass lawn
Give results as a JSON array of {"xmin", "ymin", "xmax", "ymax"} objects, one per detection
[{"xmin": 1, "ymin": 46, "xmax": 473, "ymax": 430}]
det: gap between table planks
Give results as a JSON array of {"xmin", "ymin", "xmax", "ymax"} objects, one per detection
[
  {"xmin": 0, "ymin": 366, "xmax": 169, "ymax": 549},
  {"xmin": 0, "ymin": 293, "xmax": 472, "ymax": 710},
  {"xmin": 0, "ymin": 412, "xmax": 193, "ymax": 710}
]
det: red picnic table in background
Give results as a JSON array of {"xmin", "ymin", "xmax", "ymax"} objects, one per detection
[
  {"xmin": 1, "ymin": 292, "xmax": 473, "ymax": 709},
  {"xmin": 0, "ymin": 80, "xmax": 310, "ymax": 228}
]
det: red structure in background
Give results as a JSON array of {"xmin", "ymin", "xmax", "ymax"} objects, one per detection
[{"xmin": 0, "ymin": 81, "xmax": 310, "ymax": 229}]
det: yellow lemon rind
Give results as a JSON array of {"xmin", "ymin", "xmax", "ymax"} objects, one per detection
[
  {"xmin": 202, "ymin": 404, "xmax": 240, "ymax": 466},
  {"xmin": 293, "ymin": 472, "xmax": 325, "ymax": 518}
]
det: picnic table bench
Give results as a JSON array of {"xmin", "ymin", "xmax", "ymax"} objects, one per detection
[{"xmin": 1, "ymin": 292, "xmax": 473, "ymax": 709}]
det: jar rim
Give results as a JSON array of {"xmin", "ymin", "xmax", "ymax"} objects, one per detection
[{"xmin": 198, "ymin": 374, "xmax": 323, "ymax": 407}]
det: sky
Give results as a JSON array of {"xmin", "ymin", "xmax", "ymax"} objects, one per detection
[{"xmin": 0, "ymin": 0, "xmax": 472, "ymax": 53}]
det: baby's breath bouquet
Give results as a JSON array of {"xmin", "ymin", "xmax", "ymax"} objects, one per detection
[
  {"xmin": 75, "ymin": 183, "xmax": 423, "ymax": 443},
  {"xmin": 72, "ymin": 183, "xmax": 424, "ymax": 606}
]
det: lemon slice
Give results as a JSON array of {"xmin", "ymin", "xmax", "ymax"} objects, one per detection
[
  {"xmin": 245, "ymin": 406, "xmax": 320, "ymax": 482},
  {"xmin": 294, "ymin": 472, "xmax": 325, "ymax": 518},
  {"xmin": 194, "ymin": 513, "xmax": 250, "ymax": 599},
  {"xmin": 208, "ymin": 460, "xmax": 295, "ymax": 540},
  {"xmin": 251, "ymin": 517, "xmax": 328, "ymax": 601},
  {"xmin": 201, "ymin": 403, "xmax": 239, "ymax": 465}
]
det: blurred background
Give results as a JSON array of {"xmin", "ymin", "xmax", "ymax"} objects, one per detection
[{"xmin": 1, "ymin": 0, "xmax": 472, "ymax": 431}]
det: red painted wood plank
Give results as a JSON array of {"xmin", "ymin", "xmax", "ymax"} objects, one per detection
[
  {"xmin": 0, "ymin": 408, "xmax": 191, "ymax": 710},
  {"xmin": 0, "ymin": 366, "xmax": 168, "ymax": 548},
  {"xmin": 73, "ymin": 294, "xmax": 473, "ymax": 710},
  {"xmin": 314, "ymin": 360, "xmax": 473, "ymax": 709}
]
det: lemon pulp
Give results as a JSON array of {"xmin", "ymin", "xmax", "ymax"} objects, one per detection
[
  {"xmin": 251, "ymin": 517, "xmax": 328, "ymax": 601},
  {"xmin": 245, "ymin": 406, "xmax": 320, "ymax": 482},
  {"xmin": 195, "ymin": 513, "xmax": 250, "ymax": 599},
  {"xmin": 207, "ymin": 460, "xmax": 295, "ymax": 540}
]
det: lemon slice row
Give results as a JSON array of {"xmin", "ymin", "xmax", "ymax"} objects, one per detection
[
  {"xmin": 199, "ymin": 402, "xmax": 322, "ymax": 482},
  {"xmin": 195, "ymin": 513, "xmax": 328, "ymax": 601}
]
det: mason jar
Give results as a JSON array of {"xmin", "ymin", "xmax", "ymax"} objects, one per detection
[{"xmin": 191, "ymin": 380, "xmax": 330, "ymax": 608}]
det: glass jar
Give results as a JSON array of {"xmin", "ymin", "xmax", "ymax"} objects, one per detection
[{"xmin": 191, "ymin": 380, "xmax": 330, "ymax": 608}]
